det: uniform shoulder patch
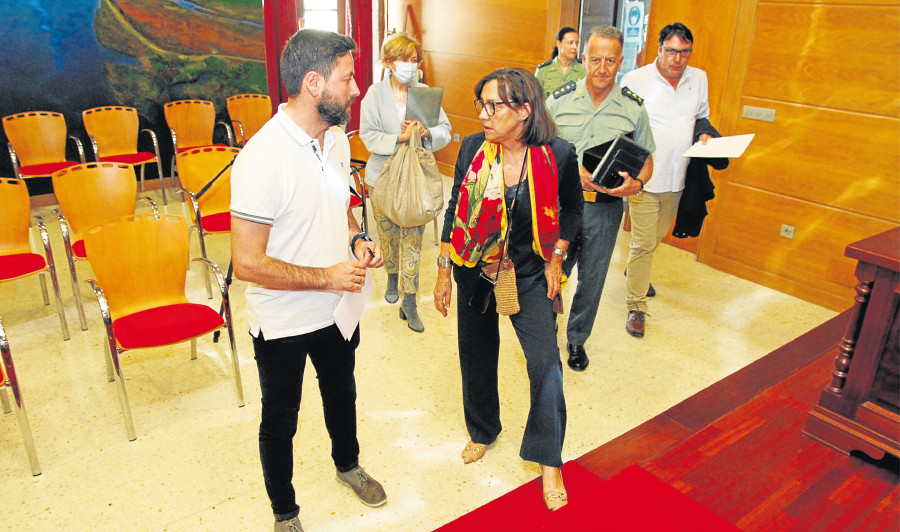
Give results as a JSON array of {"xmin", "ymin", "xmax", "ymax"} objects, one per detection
[
  {"xmin": 621, "ymin": 86, "xmax": 644, "ymax": 105},
  {"xmin": 536, "ymin": 59, "xmax": 553, "ymax": 69},
  {"xmin": 552, "ymin": 81, "xmax": 577, "ymax": 99}
]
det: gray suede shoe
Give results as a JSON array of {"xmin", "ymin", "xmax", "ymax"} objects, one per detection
[
  {"xmin": 274, "ymin": 516, "xmax": 303, "ymax": 532},
  {"xmin": 336, "ymin": 466, "xmax": 387, "ymax": 507}
]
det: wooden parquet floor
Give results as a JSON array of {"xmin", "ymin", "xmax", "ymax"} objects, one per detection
[{"xmin": 576, "ymin": 311, "xmax": 900, "ymax": 531}]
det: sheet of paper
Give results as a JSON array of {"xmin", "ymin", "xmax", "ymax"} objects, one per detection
[
  {"xmin": 682, "ymin": 133, "xmax": 755, "ymax": 158},
  {"xmin": 333, "ymin": 269, "xmax": 375, "ymax": 340}
]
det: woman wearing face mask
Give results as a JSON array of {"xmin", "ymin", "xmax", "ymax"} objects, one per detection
[
  {"xmin": 535, "ymin": 27, "xmax": 585, "ymax": 96},
  {"xmin": 360, "ymin": 33, "xmax": 452, "ymax": 333}
]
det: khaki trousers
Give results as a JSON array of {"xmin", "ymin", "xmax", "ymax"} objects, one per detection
[{"xmin": 626, "ymin": 190, "xmax": 682, "ymax": 312}]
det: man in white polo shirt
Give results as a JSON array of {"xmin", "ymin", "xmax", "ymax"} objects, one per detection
[
  {"xmin": 230, "ymin": 29, "xmax": 386, "ymax": 532},
  {"xmin": 620, "ymin": 22, "xmax": 715, "ymax": 338}
]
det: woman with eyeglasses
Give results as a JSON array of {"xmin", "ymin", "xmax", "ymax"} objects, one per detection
[
  {"xmin": 432, "ymin": 68, "xmax": 582, "ymax": 511},
  {"xmin": 535, "ymin": 27, "xmax": 585, "ymax": 96},
  {"xmin": 360, "ymin": 33, "xmax": 452, "ymax": 333}
]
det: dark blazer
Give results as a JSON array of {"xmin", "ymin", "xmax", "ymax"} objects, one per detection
[{"xmin": 441, "ymin": 132, "xmax": 583, "ymax": 246}]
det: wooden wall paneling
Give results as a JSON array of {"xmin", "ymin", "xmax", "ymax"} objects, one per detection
[
  {"xmin": 728, "ymin": 97, "xmax": 900, "ymax": 223},
  {"xmin": 744, "ymin": 4, "xmax": 900, "ymax": 117},
  {"xmin": 708, "ymin": 183, "xmax": 896, "ymax": 309}
]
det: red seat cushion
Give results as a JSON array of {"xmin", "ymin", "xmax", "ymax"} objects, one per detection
[
  {"xmin": 0, "ymin": 253, "xmax": 46, "ymax": 281},
  {"xmin": 113, "ymin": 303, "xmax": 224, "ymax": 350},
  {"xmin": 18, "ymin": 161, "xmax": 79, "ymax": 177},
  {"xmin": 199, "ymin": 212, "xmax": 231, "ymax": 233},
  {"xmin": 349, "ymin": 195, "xmax": 362, "ymax": 208},
  {"xmin": 72, "ymin": 239, "xmax": 86, "ymax": 259},
  {"xmin": 99, "ymin": 153, "xmax": 156, "ymax": 165}
]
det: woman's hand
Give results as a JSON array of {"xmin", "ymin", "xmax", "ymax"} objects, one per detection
[
  {"xmin": 433, "ymin": 267, "xmax": 453, "ymax": 317},
  {"xmin": 544, "ymin": 257, "xmax": 563, "ymax": 300},
  {"xmin": 397, "ymin": 120, "xmax": 413, "ymax": 143}
]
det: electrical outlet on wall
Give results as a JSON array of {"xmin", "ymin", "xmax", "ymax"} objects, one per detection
[{"xmin": 780, "ymin": 224, "xmax": 795, "ymax": 239}]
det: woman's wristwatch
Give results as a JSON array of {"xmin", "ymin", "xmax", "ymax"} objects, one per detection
[{"xmin": 437, "ymin": 255, "xmax": 452, "ymax": 269}]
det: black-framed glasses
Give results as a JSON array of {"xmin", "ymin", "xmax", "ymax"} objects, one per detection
[
  {"xmin": 662, "ymin": 47, "xmax": 692, "ymax": 58},
  {"xmin": 474, "ymin": 99, "xmax": 513, "ymax": 117}
]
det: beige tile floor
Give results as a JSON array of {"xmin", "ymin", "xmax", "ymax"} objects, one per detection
[{"xmin": 1, "ymin": 188, "xmax": 837, "ymax": 531}]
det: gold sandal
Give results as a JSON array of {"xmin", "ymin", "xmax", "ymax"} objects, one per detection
[
  {"xmin": 461, "ymin": 442, "xmax": 487, "ymax": 464},
  {"xmin": 543, "ymin": 488, "xmax": 568, "ymax": 511}
]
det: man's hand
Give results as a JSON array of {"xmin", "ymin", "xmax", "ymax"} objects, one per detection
[
  {"xmin": 579, "ymin": 166, "xmax": 605, "ymax": 192},
  {"xmin": 353, "ymin": 241, "xmax": 384, "ymax": 269},
  {"xmin": 326, "ymin": 259, "xmax": 368, "ymax": 292},
  {"xmin": 699, "ymin": 133, "xmax": 712, "ymax": 145},
  {"xmin": 599, "ymin": 171, "xmax": 643, "ymax": 197}
]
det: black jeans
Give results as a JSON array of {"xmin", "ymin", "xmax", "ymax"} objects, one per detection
[
  {"xmin": 454, "ymin": 265, "xmax": 567, "ymax": 467},
  {"xmin": 253, "ymin": 324, "xmax": 361, "ymax": 517}
]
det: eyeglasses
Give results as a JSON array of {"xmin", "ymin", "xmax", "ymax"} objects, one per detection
[
  {"xmin": 662, "ymin": 47, "xmax": 692, "ymax": 58},
  {"xmin": 474, "ymin": 99, "xmax": 513, "ymax": 117}
]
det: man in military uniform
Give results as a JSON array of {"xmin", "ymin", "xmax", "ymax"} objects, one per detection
[
  {"xmin": 546, "ymin": 25, "xmax": 655, "ymax": 371},
  {"xmin": 535, "ymin": 27, "xmax": 586, "ymax": 95}
]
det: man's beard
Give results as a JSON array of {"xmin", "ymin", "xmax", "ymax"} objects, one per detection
[{"xmin": 317, "ymin": 87, "xmax": 354, "ymax": 126}]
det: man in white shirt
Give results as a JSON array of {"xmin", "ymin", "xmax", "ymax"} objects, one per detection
[
  {"xmin": 230, "ymin": 29, "xmax": 386, "ymax": 532},
  {"xmin": 620, "ymin": 22, "xmax": 713, "ymax": 338}
]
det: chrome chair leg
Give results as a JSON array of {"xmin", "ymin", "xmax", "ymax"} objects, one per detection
[
  {"xmin": 190, "ymin": 338, "xmax": 197, "ymax": 360},
  {"xmin": 37, "ymin": 272, "xmax": 50, "ymax": 305}
]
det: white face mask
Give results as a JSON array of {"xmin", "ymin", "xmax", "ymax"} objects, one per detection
[{"xmin": 392, "ymin": 62, "xmax": 418, "ymax": 84}]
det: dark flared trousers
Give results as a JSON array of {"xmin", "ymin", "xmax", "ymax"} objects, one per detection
[{"xmin": 453, "ymin": 265, "xmax": 567, "ymax": 467}]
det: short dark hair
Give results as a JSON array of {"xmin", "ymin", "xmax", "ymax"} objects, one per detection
[
  {"xmin": 280, "ymin": 29, "xmax": 357, "ymax": 98},
  {"xmin": 474, "ymin": 68, "xmax": 556, "ymax": 147},
  {"xmin": 658, "ymin": 22, "xmax": 693, "ymax": 47},
  {"xmin": 551, "ymin": 26, "xmax": 579, "ymax": 59}
]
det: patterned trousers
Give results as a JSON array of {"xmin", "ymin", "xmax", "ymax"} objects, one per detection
[{"xmin": 371, "ymin": 202, "xmax": 425, "ymax": 294}]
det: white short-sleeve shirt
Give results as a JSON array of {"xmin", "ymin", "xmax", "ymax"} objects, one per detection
[
  {"xmin": 621, "ymin": 61, "xmax": 709, "ymax": 193},
  {"xmin": 230, "ymin": 104, "xmax": 353, "ymax": 339}
]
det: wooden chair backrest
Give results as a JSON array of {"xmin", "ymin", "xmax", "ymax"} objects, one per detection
[
  {"xmin": 163, "ymin": 100, "xmax": 216, "ymax": 150},
  {"xmin": 346, "ymin": 129, "xmax": 371, "ymax": 164},
  {"xmin": 226, "ymin": 94, "xmax": 271, "ymax": 144},
  {"xmin": 175, "ymin": 146, "xmax": 238, "ymax": 218},
  {"xmin": 82, "ymin": 107, "xmax": 139, "ymax": 158},
  {"xmin": 2, "ymin": 112, "xmax": 68, "ymax": 166},
  {"xmin": 52, "ymin": 163, "xmax": 138, "ymax": 242},
  {"xmin": 0, "ymin": 178, "xmax": 32, "ymax": 256},
  {"xmin": 84, "ymin": 213, "xmax": 190, "ymax": 319}
]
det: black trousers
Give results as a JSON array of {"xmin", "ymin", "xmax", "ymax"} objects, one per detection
[
  {"xmin": 253, "ymin": 324, "xmax": 361, "ymax": 516},
  {"xmin": 454, "ymin": 266, "xmax": 566, "ymax": 467}
]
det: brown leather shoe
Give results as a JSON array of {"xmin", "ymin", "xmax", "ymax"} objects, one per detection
[
  {"xmin": 626, "ymin": 311, "xmax": 645, "ymax": 338},
  {"xmin": 336, "ymin": 466, "xmax": 387, "ymax": 507}
]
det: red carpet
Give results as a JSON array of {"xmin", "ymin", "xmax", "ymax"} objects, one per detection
[{"xmin": 436, "ymin": 463, "xmax": 739, "ymax": 531}]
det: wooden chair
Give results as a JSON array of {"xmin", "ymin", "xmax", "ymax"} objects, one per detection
[
  {"xmin": 2, "ymin": 111, "xmax": 85, "ymax": 180},
  {"xmin": 84, "ymin": 213, "xmax": 244, "ymax": 441},
  {"xmin": 0, "ymin": 178, "xmax": 69, "ymax": 340},
  {"xmin": 82, "ymin": 106, "xmax": 168, "ymax": 204},
  {"xmin": 346, "ymin": 130, "xmax": 370, "ymax": 233},
  {"xmin": 226, "ymin": 93, "xmax": 271, "ymax": 145},
  {"xmin": 175, "ymin": 146, "xmax": 239, "ymax": 299},
  {"xmin": 52, "ymin": 163, "xmax": 159, "ymax": 335},
  {"xmin": 163, "ymin": 100, "xmax": 233, "ymax": 180},
  {"xmin": 0, "ymin": 317, "xmax": 41, "ymax": 476}
]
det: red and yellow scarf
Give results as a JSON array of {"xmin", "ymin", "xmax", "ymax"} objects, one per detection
[{"xmin": 450, "ymin": 140, "xmax": 560, "ymax": 267}]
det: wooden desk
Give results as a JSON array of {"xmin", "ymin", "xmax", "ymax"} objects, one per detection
[{"xmin": 805, "ymin": 227, "xmax": 900, "ymax": 459}]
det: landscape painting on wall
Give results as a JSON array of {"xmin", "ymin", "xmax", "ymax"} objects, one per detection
[{"xmin": 0, "ymin": 0, "xmax": 266, "ymax": 191}]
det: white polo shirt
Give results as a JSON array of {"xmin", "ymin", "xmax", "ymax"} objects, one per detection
[
  {"xmin": 231, "ymin": 104, "xmax": 353, "ymax": 339},
  {"xmin": 621, "ymin": 61, "xmax": 709, "ymax": 193}
]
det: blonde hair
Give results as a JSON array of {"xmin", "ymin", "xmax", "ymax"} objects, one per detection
[{"xmin": 380, "ymin": 33, "xmax": 422, "ymax": 65}]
